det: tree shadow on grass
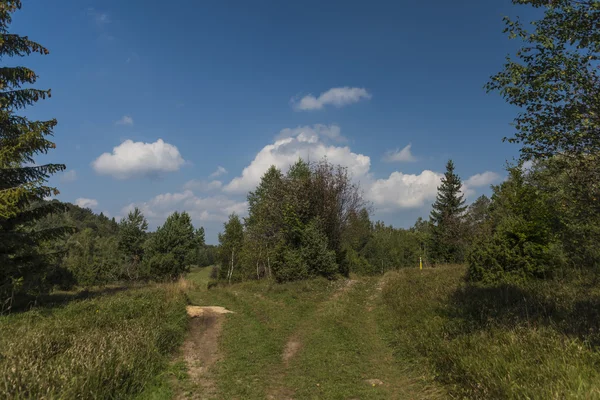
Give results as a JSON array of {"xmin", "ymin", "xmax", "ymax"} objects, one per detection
[
  {"xmin": 443, "ymin": 280, "xmax": 600, "ymax": 347},
  {"xmin": 8, "ymin": 285, "xmax": 132, "ymax": 314}
]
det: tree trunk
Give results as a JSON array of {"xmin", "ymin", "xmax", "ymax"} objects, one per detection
[{"xmin": 228, "ymin": 249, "xmax": 235, "ymax": 284}]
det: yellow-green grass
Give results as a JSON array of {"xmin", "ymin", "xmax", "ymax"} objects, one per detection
[
  {"xmin": 0, "ymin": 283, "xmax": 187, "ymax": 399},
  {"xmin": 380, "ymin": 265, "xmax": 600, "ymax": 399}
]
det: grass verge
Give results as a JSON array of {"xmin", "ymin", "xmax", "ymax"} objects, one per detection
[
  {"xmin": 380, "ymin": 265, "xmax": 600, "ymax": 399},
  {"xmin": 0, "ymin": 283, "xmax": 188, "ymax": 399}
]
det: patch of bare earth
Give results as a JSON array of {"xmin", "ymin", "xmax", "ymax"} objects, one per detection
[{"xmin": 175, "ymin": 306, "xmax": 233, "ymax": 400}]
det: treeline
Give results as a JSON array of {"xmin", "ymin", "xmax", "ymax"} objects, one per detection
[
  {"xmin": 2, "ymin": 201, "xmax": 216, "ymax": 308},
  {"xmin": 215, "ymin": 158, "xmax": 489, "ymax": 283},
  {"xmin": 215, "ymin": 152, "xmax": 600, "ymax": 285}
]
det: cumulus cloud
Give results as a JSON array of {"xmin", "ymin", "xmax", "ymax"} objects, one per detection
[
  {"xmin": 116, "ymin": 115, "xmax": 134, "ymax": 126},
  {"xmin": 92, "ymin": 139, "xmax": 185, "ymax": 179},
  {"xmin": 383, "ymin": 144, "xmax": 417, "ymax": 163},
  {"xmin": 368, "ymin": 170, "xmax": 443, "ymax": 210},
  {"xmin": 464, "ymin": 171, "xmax": 501, "ymax": 188},
  {"xmin": 222, "ymin": 124, "xmax": 503, "ymax": 214},
  {"xmin": 60, "ymin": 170, "xmax": 78, "ymax": 183},
  {"xmin": 183, "ymin": 180, "xmax": 223, "ymax": 192},
  {"xmin": 223, "ymin": 126, "xmax": 370, "ymax": 194},
  {"xmin": 276, "ymin": 124, "xmax": 346, "ymax": 143},
  {"xmin": 75, "ymin": 198, "xmax": 98, "ymax": 209},
  {"xmin": 121, "ymin": 190, "xmax": 247, "ymax": 223},
  {"xmin": 292, "ymin": 87, "xmax": 371, "ymax": 111},
  {"xmin": 209, "ymin": 166, "xmax": 228, "ymax": 178}
]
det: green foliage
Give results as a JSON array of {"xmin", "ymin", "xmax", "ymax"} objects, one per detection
[
  {"xmin": 144, "ymin": 211, "xmax": 198, "ymax": 280},
  {"xmin": 0, "ymin": 284, "xmax": 187, "ymax": 399},
  {"xmin": 0, "ymin": 1, "xmax": 67, "ymax": 305},
  {"xmin": 118, "ymin": 207, "xmax": 149, "ymax": 280},
  {"xmin": 271, "ymin": 245, "xmax": 308, "ymax": 282},
  {"xmin": 487, "ymin": 0, "xmax": 600, "ymax": 160},
  {"xmin": 63, "ymin": 228, "xmax": 121, "ymax": 286},
  {"xmin": 360, "ymin": 221, "xmax": 423, "ymax": 274},
  {"xmin": 466, "ymin": 161, "xmax": 592, "ymax": 282},
  {"xmin": 301, "ymin": 221, "xmax": 338, "ymax": 279},
  {"xmin": 227, "ymin": 158, "xmax": 368, "ymax": 283},
  {"xmin": 218, "ymin": 213, "xmax": 244, "ymax": 282},
  {"xmin": 429, "ymin": 160, "xmax": 467, "ymax": 264}
]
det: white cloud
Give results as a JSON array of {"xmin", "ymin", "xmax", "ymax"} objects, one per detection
[
  {"xmin": 75, "ymin": 198, "xmax": 99, "ymax": 209},
  {"xmin": 276, "ymin": 124, "xmax": 346, "ymax": 143},
  {"xmin": 383, "ymin": 144, "xmax": 417, "ymax": 163},
  {"xmin": 465, "ymin": 171, "xmax": 501, "ymax": 188},
  {"xmin": 92, "ymin": 139, "xmax": 185, "ymax": 179},
  {"xmin": 183, "ymin": 180, "xmax": 223, "ymax": 192},
  {"xmin": 60, "ymin": 170, "xmax": 78, "ymax": 183},
  {"xmin": 522, "ymin": 160, "xmax": 534, "ymax": 172},
  {"xmin": 222, "ymin": 124, "xmax": 502, "ymax": 213},
  {"xmin": 368, "ymin": 170, "xmax": 443, "ymax": 210},
  {"xmin": 116, "ymin": 115, "xmax": 134, "ymax": 126},
  {"xmin": 87, "ymin": 8, "xmax": 110, "ymax": 25},
  {"xmin": 122, "ymin": 190, "xmax": 247, "ymax": 224},
  {"xmin": 292, "ymin": 87, "xmax": 371, "ymax": 111},
  {"xmin": 209, "ymin": 166, "xmax": 228, "ymax": 178},
  {"xmin": 223, "ymin": 125, "xmax": 370, "ymax": 194}
]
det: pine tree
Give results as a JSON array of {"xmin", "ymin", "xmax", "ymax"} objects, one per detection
[
  {"xmin": 429, "ymin": 160, "xmax": 467, "ymax": 263},
  {"xmin": 0, "ymin": 1, "xmax": 66, "ymax": 307},
  {"xmin": 118, "ymin": 207, "xmax": 148, "ymax": 280}
]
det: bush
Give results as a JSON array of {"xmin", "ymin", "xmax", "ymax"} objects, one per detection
[
  {"xmin": 272, "ymin": 247, "xmax": 308, "ymax": 282},
  {"xmin": 301, "ymin": 220, "xmax": 338, "ymax": 279},
  {"xmin": 467, "ymin": 229, "xmax": 566, "ymax": 283}
]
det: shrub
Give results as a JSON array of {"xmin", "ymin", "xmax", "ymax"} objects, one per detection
[
  {"xmin": 301, "ymin": 220, "xmax": 338, "ymax": 279},
  {"xmin": 272, "ymin": 247, "xmax": 308, "ymax": 282}
]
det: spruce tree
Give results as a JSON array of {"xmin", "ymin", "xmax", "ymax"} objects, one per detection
[
  {"xmin": 118, "ymin": 208, "xmax": 148, "ymax": 280},
  {"xmin": 429, "ymin": 160, "xmax": 467, "ymax": 263},
  {"xmin": 0, "ymin": 1, "xmax": 66, "ymax": 306}
]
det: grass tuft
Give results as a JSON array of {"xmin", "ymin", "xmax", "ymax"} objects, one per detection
[{"xmin": 0, "ymin": 284, "xmax": 188, "ymax": 399}]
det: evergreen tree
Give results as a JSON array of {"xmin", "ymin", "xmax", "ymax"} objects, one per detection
[
  {"xmin": 429, "ymin": 160, "xmax": 467, "ymax": 263},
  {"xmin": 144, "ymin": 211, "xmax": 196, "ymax": 280},
  {"xmin": 118, "ymin": 207, "xmax": 148, "ymax": 280},
  {"xmin": 0, "ymin": 1, "xmax": 66, "ymax": 306}
]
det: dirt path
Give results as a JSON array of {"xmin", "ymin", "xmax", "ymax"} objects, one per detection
[
  {"xmin": 265, "ymin": 278, "xmax": 361, "ymax": 399},
  {"xmin": 175, "ymin": 306, "xmax": 233, "ymax": 400},
  {"xmin": 265, "ymin": 276, "xmax": 437, "ymax": 400}
]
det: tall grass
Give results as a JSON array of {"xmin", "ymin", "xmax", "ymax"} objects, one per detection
[
  {"xmin": 380, "ymin": 265, "xmax": 600, "ymax": 399},
  {"xmin": 0, "ymin": 283, "xmax": 187, "ymax": 399}
]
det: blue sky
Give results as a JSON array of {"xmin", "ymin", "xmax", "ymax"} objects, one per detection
[{"xmin": 14, "ymin": 0, "xmax": 534, "ymax": 243}]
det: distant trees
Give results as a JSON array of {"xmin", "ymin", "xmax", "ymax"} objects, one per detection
[
  {"xmin": 429, "ymin": 160, "xmax": 467, "ymax": 264},
  {"xmin": 118, "ymin": 208, "xmax": 148, "ymax": 280},
  {"xmin": 214, "ymin": 158, "xmax": 443, "ymax": 283},
  {"xmin": 144, "ymin": 211, "xmax": 201, "ymax": 280},
  {"xmin": 222, "ymin": 158, "xmax": 369, "ymax": 283},
  {"xmin": 0, "ymin": 1, "xmax": 68, "ymax": 306}
]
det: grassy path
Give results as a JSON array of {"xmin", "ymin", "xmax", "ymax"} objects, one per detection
[{"xmin": 169, "ymin": 268, "xmax": 442, "ymax": 400}]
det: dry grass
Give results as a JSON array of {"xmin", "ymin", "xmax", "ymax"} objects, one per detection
[
  {"xmin": 0, "ymin": 284, "xmax": 188, "ymax": 399},
  {"xmin": 380, "ymin": 265, "xmax": 600, "ymax": 399}
]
